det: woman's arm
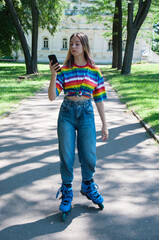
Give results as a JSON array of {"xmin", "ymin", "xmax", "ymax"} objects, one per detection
[
  {"xmin": 95, "ymin": 101, "xmax": 109, "ymax": 141},
  {"xmin": 48, "ymin": 62, "xmax": 60, "ymax": 101}
]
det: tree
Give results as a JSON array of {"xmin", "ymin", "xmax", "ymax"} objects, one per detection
[
  {"xmin": 80, "ymin": 0, "xmax": 116, "ymax": 67},
  {"xmin": 150, "ymin": 2, "xmax": 159, "ymax": 53},
  {"xmin": 121, "ymin": 0, "xmax": 152, "ymax": 75},
  {"xmin": 0, "ymin": 4, "xmax": 20, "ymax": 57},
  {"xmin": 81, "ymin": 0, "xmax": 127, "ymax": 69},
  {"xmin": 112, "ymin": 0, "xmax": 119, "ymax": 68},
  {"xmin": 3, "ymin": 0, "xmax": 66, "ymax": 74},
  {"xmin": 4, "ymin": 0, "xmax": 34, "ymax": 73},
  {"xmin": 152, "ymin": 23, "xmax": 159, "ymax": 53},
  {"xmin": 117, "ymin": 0, "xmax": 122, "ymax": 70},
  {"xmin": 31, "ymin": 0, "xmax": 39, "ymax": 73},
  {"xmin": 81, "ymin": 0, "xmax": 152, "ymax": 74},
  {"xmin": 112, "ymin": 0, "xmax": 122, "ymax": 69}
]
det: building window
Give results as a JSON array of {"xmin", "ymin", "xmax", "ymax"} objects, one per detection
[
  {"xmin": 62, "ymin": 38, "xmax": 68, "ymax": 49},
  {"xmin": 108, "ymin": 40, "xmax": 113, "ymax": 51},
  {"xmin": 107, "ymin": 40, "xmax": 126, "ymax": 51},
  {"xmin": 43, "ymin": 37, "xmax": 49, "ymax": 49}
]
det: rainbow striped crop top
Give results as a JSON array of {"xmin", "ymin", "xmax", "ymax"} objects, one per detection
[{"xmin": 55, "ymin": 63, "xmax": 107, "ymax": 103}]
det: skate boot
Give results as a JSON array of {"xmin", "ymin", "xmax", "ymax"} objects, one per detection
[
  {"xmin": 80, "ymin": 179, "xmax": 104, "ymax": 210},
  {"xmin": 56, "ymin": 184, "xmax": 73, "ymax": 221}
]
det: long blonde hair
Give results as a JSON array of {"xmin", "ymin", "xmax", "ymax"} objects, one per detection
[{"xmin": 64, "ymin": 32, "xmax": 95, "ymax": 68}]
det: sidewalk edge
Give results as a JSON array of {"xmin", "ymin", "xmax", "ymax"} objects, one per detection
[
  {"xmin": 106, "ymin": 80, "xmax": 159, "ymax": 145},
  {"xmin": 131, "ymin": 110, "xmax": 159, "ymax": 144}
]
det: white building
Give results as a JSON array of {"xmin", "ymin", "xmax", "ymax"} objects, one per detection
[{"xmin": 18, "ymin": 14, "xmax": 159, "ymax": 64}]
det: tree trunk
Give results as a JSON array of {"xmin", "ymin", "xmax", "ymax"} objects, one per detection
[
  {"xmin": 112, "ymin": 1, "xmax": 119, "ymax": 68},
  {"xmin": 112, "ymin": 0, "xmax": 122, "ymax": 69},
  {"xmin": 117, "ymin": 0, "xmax": 122, "ymax": 70},
  {"xmin": 4, "ymin": 0, "xmax": 34, "ymax": 74},
  {"xmin": 31, "ymin": 0, "xmax": 39, "ymax": 73},
  {"xmin": 121, "ymin": 0, "xmax": 152, "ymax": 75},
  {"xmin": 121, "ymin": 31, "xmax": 137, "ymax": 74}
]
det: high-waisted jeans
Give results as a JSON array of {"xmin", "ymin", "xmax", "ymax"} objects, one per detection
[{"xmin": 57, "ymin": 98, "xmax": 96, "ymax": 185}]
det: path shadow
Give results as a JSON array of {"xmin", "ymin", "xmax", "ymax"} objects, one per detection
[
  {"xmin": 0, "ymin": 204, "xmax": 102, "ymax": 240},
  {"xmin": 96, "ymin": 122, "xmax": 151, "ymax": 158}
]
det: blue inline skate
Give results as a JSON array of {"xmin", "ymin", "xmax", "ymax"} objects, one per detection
[
  {"xmin": 80, "ymin": 179, "xmax": 104, "ymax": 210},
  {"xmin": 56, "ymin": 184, "xmax": 73, "ymax": 221}
]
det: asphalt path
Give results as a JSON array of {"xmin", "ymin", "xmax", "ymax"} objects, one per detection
[{"xmin": 0, "ymin": 80, "xmax": 159, "ymax": 240}]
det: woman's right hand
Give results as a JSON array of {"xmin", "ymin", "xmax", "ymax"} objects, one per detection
[
  {"xmin": 49, "ymin": 61, "xmax": 60, "ymax": 75},
  {"xmin": 48, "ymin": 60, "xmax": 58, "ymax": 101}
]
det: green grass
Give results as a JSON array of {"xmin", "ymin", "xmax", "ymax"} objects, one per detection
[
  {"xmin": 1, "ymin": 62, "xmax": 159, "ymax": 135},
  {"xmin": 101, "ymin": 64, "xmax": 159, "ymax": 135},
  {"xmin": 0, "ymin": 62, "xmax": 50, "ymax": 116}
]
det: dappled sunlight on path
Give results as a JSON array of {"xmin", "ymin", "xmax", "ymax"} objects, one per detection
[{"xmin": 0, "ymin": 82, "xmax": 159, "ymax": 240}]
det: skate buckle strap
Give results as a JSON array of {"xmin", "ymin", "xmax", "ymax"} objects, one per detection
[
  {"xmin": 56, "ymin": 186, "xmax": 62, "ymax": 199},
  {"xmin": 94, "ymin": 183, "xmax": 99, "ymax": 189},
  {"xmin": 56, "ymin": 185, "xmax": 73, "ymax": 200},
  {"xmin": 89, "ymin": 183, "xmax": 100, "ymax": 199},
  {"xmin": 91, "ymin": 183, "xmax": 99, "ymax": 191}
]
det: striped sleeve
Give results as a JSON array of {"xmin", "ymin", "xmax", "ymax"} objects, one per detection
[
  {"xmin": 93, "ymin": 70, "xmax": 107, "ymax": 103},
  {"xmin": 56, "ymin": 71, "xmax": 64, "ymax": 97}
]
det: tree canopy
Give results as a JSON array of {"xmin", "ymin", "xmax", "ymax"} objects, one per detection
[
  {"xmin": 80, "ymin": 0, "xmax": 152, "ymax": 74},
  {"xmin": 0, "ymin": 0, "xmax": 155, "ymax": 74},
  {"xmin": 1, "ymin": 0, "xmax": 66, "ymax": 73},
  {"xmin": 0, "ymin": 2, "xmax": 20, "ymax": 57}
]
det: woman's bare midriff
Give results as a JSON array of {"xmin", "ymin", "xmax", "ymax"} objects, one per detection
[{"xmin": 65, "ymin": 96, "xmax": 89, "ymax": 101}]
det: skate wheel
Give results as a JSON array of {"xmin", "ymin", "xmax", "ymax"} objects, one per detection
[
  {"xmin": 61, "ymin": 209, "xmax": 71, "ymax": 222},
  {"xmin": 98, "ymin": 203, "xmax": 104, "ymax": 210},
  {"xmin": 62, "ymin": 212, "xmax": 67, "ymax": 222}
]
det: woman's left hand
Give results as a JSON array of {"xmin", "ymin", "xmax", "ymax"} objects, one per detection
[{"xmin": 102, "ymin": 125, "xmax": 109, "ymax": 141}]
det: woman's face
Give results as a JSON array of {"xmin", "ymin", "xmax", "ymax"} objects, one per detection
[{"xmin": 70, "ymin": 35, "xmax": 84, "ymax": 57}]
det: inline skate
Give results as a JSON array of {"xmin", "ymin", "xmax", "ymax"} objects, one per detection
[
  {"xmin": 80, "ymin": 179, "xmax": 104, "ymax": 210},
  {"xmin": 56, "ymin": 184, "xmax": 73, "ymax": 221}
]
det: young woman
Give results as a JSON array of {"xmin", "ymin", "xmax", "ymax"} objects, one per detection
[{"xmin": 48, "ymin": 32, "xmax": 109, "ymax": 213}]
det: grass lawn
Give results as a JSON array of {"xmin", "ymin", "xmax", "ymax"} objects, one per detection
[
  {"xmin": 101, "ymin": 63, "xmax": 159, "ymax": 135},
  {"xmin": 1, "ymin": 62, "xmax": 159, "ymax": 136},
  {"xmin": 0, "ymin": 62, "xmax": 50, "ymax": 116}
]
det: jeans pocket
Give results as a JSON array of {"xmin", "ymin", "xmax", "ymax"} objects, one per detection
[
  {"xmin": 84, "ymin": 103, "xmax": 93, "ymax": 114},
  {"xmin": 61, "ymin": 101, "xmax": 70, "ymax": 112}
]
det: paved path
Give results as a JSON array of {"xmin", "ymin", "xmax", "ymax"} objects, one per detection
[{"xmin": 0, "ymin": 81, "xmax": 159, "ymax": 240}]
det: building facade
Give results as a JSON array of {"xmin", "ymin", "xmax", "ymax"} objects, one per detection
[{"xmin": 18, "ymin": 15, "xmax": 159, "ymax": 64}]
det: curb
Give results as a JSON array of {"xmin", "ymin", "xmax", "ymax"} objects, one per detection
[{"xmin": 131, "ymin": 110, "xmax": 159, "ymax": 144}]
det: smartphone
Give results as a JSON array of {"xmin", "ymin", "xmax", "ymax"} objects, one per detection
[{"xmin": 48, "ymin": 54, "xmax": 61, "ymax": 72}]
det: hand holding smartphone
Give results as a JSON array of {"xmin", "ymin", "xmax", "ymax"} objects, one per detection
[{"xmin": 48, "ymin": 54, "xmax": 61, "ymax": 72}]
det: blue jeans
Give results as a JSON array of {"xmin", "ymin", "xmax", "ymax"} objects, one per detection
[{"xmin": 57, "ymin": 98, "xmax": 96, "ymax": 185}]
